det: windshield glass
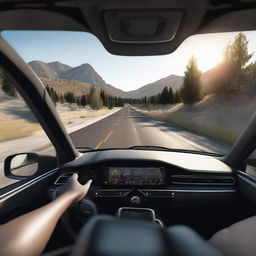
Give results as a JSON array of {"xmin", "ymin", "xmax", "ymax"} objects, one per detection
[{"xmin": 2, "ymin": 30, "xmax": 256, "ymax": 155}]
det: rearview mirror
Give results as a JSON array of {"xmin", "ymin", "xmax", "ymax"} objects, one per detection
[{"xmin": 4, "ymin": 153, "xmax": 39, "ymax": 179}]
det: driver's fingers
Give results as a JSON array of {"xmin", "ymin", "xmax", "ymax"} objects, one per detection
[
  {"xmin": 83, "ymin": 179, "xmax": 92, "ymax": 189},
  {"xmin": 72, "ymin": 173, "xmax": 79, "ymax": 181}
]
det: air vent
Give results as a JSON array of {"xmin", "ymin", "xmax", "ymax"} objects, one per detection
[
  {"xmin": 171, "ymin": 175, "xmax": 235, "ymax": 185},
  {"xmin": 54, "ymin": 172, "xmax": 73, "ymax": 186}
]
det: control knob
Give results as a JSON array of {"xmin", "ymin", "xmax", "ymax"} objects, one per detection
[{"xmin": 130, "ymin": 196, "xmax": 141, "ymax": 205}]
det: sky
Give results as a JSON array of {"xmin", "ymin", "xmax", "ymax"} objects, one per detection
[{"xmin": 2, "ymin": 30, "xmax": 256, "ymax": 91}]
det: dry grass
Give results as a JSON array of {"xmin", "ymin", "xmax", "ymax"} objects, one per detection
[
  {"xmin": 0, "ymin": 98, "xmax": 116, "ymax": 142},
  {"xmin": 56, "ymin": 103, "xmax": 115, "ymax": 127},
  {"xmin": 134, "ymin": 93, "xmax": 256, "ymax": 144},
  {"xmin": 0, "ymin": 118, "xmax": 41, "ymax": 142}
]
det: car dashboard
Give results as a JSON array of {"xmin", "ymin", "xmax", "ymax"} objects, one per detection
[
  {"xmin": 55, "ymin": 150, "xmax": 236, "ymax": 206},
  {"xmin": 50, "ymin": 149, "xmax": 239, "ymax": 238}
]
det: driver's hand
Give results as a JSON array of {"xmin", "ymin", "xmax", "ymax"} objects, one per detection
[{"xmin": 59, "ymin": 173, "xmax": 92, "ymax": 203}]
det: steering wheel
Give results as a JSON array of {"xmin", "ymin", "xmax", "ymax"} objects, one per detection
[{"xmin": 68, "ymin": 215, "xmax": 224, "ymax": 256}]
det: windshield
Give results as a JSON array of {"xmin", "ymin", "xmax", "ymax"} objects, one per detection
[{"xmin": 2, "ymin": 30, "xmax": 256, "ymax": 155}]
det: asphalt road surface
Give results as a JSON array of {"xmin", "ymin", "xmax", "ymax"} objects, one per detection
[{"xmin": 70, "ymin": 107, "xmax": 230, "ymax": 154}]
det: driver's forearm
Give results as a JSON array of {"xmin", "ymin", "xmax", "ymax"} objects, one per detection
[{"xmin": 0, "ymin": 192, "xmax": 76, "ymax": 256}]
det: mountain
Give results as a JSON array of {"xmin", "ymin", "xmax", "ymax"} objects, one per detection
[
  {"xmin": 29, "ymin": 61, "xmax": 72, "ymax": 78},
  {"xmin": 47, "ymin": 61, "xmax": 72, "ymax": 76},
  {"xmin": 28, "ymin": 60, "xmax": 183, "ymax": 98},
  {"xmin": 29, "ymin": 61, "xmax": 58, "ymax": 78},
  {"xmin": 60, "ymin": 63, "xmax": 106, "ymax": 87},
  {"xmin": 127, "ymin": 75, "xmax": 183, "ymax": 98},
  {"xmin": 29, "ymin": 61, "xmax": 126, "ymax": 97}
]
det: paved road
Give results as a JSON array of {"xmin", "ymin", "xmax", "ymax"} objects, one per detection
[
  {"xmin": 70, "ymin": 107, "xmax": 231, "ymax": 154},
  {"xmin": 0, "ymin": 106, "xmax": 231, "ymax": 189}
]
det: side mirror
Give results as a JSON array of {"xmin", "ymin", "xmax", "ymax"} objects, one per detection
[{"xmin": 4, "ymin": 153, "xmax": 39, "ymax": 180}]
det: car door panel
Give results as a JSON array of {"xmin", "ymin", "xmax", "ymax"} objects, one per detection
[{"xmin": 0, "ymin": 168, "xmax": 58, "ymax": 221}]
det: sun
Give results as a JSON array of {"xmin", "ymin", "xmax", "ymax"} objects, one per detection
[
  {"xmin": 182, "ymin": 33, "xmax": 231, "ymax": 73},
  {"xmin": 195, "ymin": 49, "xmax": 223, "ymax": 72}
]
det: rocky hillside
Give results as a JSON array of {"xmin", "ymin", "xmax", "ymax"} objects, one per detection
[
  {"xmin": 40, "ymin": 78, "xmax": 93, "ymax": 97},
  {"xmin": 60, "ymin": 63, "xmax": 106, "ymax": 87}
]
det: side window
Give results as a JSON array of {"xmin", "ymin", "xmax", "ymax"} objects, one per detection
[
  {"xmin": 245, "ymin": 150, "xmax": 256, "ymax": 178},
  {"xmin": 246, "ymin": 165, "xmax": 256, "ymax": 178},
  {"xmin": 0, "ymin": 69, "xmax": 56, "ymax": 189}
]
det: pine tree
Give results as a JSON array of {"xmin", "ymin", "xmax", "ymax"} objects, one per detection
[
  {"xmin": 1, "ymin": 72, "xmax": 17, "ymax": 98},
  {"xmin": 174, "ymin": 90, "xmax": 181, "ymax": 103},
  {"xmin": 159, "ymin": 87, "xmax": 169, "ymax": 104},
  {"xmin": 208, "ymin": 33, "xmax": 253, "ymax": 95},
  {"xmin": 60, "ymin": 94, "xmax": 65, "ymax": 104},
  {"xmin": 224, "ymin": 32, "xmax": 253, "ymax": 71},
  {"xmin": 54, "ymin": 91, "xmax": 59, "ymax": 102},
  {"xmin": 65, "ymin": 92, "xmax": 75, "ymax": 103},
  {"xmin": 88, "ymin": 86, "xmax": 103, "ymax": 110},
  {"xmin": 80, "ymin": 94, "xmax": 87, "ymax": 106},
  {"xmin": 168, "ymin": 87, "xmax": 174, "ymax": 104},
  {"xmin": 180, "ymin": 56, "xmax": 202, "ymax": 104}
]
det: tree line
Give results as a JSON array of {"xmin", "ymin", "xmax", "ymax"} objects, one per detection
[
  {"xmin": 46, "ymin": 85, "xmax": 127, "ymax": 110},
  {"xmin": 46, "ymin": 83, "xmax": 184, "ymax": 109}
]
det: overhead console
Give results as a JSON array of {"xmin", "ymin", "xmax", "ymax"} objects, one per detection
[
  {"xmin": 103, "ymin": 10, "xmax": 183, "ymax": 44},
  {"xmin": 81, "ymin": 0, "xmax": 208, "ymax": 55}
]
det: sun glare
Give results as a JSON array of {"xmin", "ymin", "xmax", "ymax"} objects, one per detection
[
  {"xmin": 195, "ymin": 49, "xmax": 223, "ymax": 72},
  {"xmin": 179, "ymin": 33, "xmax": 235, "ymax": 74}
]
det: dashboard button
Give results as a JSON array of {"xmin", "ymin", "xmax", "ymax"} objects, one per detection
[
  {"xmin": 95, "ymin": 189, "xmax": 132, "ymax": 197},
  {"xmin": 140, "ymin": 190, "xmax": 175, "ymax": 198}
]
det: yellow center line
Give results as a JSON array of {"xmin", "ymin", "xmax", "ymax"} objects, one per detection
[
  {"xmin": 103, "ymin": 130, "xmax": 113, "ymax": 143},
  {"xmin": 95, "ymin": 140, "xmax": 104, "ymax": 150},
  {"xmin": 94, "ymin": 114, "xmax": 124, "ymax": 150},
  {"xmin": 95, "ymin": 130, "xmax": 114, "ymax": 149}
]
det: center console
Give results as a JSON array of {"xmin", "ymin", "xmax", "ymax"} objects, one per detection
[
  {"xmin": 90, "ymin": 166, "xmax": 236, "ymax": 226},
  {"xmin": 95, "ymin": 166, "xmax": 172, "ymax": 201},
  {"xmin": 117, "ymin": 207, "xmax": 163, "ymax": 226},
  {"xmin": 97, "ymin": 167, "xmax": 167, "ymax": 225}
]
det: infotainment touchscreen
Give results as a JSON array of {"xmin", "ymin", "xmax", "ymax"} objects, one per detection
[{"xmin": 106, "ymin": 167, "xmax": 164, "ymax": 186}]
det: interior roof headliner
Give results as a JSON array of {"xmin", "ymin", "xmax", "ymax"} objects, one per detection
[{"xmin": 0, "ymin": 0, "xmax": 255, "ymax": 56}]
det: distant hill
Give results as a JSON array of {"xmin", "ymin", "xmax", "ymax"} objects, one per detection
[
  {"xmin": 29, "ymin": 60, "xmax": 184, "ymax": 98},
  {"xmin": 127, "ymin": 75, "xmax": 183, "ymax": 98}
]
